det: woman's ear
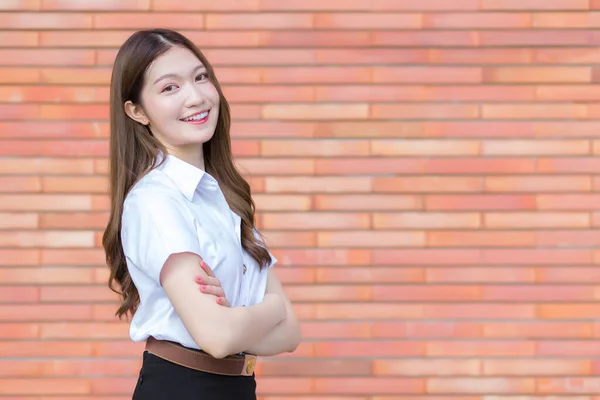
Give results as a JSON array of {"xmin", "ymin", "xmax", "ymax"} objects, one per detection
[{"xmin": 124, "ymin": 100, "xmax": 149, "ymax": 126}]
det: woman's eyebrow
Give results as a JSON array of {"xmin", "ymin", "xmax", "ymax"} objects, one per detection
[{"xmin": 153, "ymin": 64, "xmax": 205, "ymax": 85}]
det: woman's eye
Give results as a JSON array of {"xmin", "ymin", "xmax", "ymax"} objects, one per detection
[
  {"xmin": 162, "ymin": 84, "xmax": 177, "ymax": 93},
  {"xmin": 196, "ymin": 73, "xmax": 209, "ymax": 81}
]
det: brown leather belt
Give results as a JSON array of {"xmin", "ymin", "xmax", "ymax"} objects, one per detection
[{"xmin": 145, "ymin": 336, "xmax": 258, "ymax": 377}]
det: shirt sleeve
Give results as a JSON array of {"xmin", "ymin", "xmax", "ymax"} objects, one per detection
[{"xmin": 121, "ymin": 189, "xmax": 203, "ymax": 284}]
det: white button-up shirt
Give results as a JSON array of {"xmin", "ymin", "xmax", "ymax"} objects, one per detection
[{"xmin": 120, "ymin": 154, "xmax": 276, "ymax": 350}]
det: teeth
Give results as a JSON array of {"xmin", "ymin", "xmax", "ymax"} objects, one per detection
[{"xmin": 182, "ymin": 111, "xmax": 208, "ymax": 121}]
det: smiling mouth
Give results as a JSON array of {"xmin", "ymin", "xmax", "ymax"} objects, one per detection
[{"xmin": 180, "ymin": 110, "xmax": 209, "ymax": 122}]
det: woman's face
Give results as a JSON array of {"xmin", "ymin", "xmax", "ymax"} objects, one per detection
[{"xmin": 125, "ymin": 45, "xmax": 220, "ymax": 159}]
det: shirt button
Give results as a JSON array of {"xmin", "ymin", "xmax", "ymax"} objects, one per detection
[{"xmin": 243, "ymin": 264, "xmax": 247, "ymax": 274}]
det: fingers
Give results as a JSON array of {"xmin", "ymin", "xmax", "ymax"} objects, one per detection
[
  {"xmin": 194, "ymin": 275, "xmax": 221, "ymax": 288},
  {"xmin": 198, "ymin": 284, "xmax": 226, "ymax": 298},
  {"xmin": 199, "ymin": 260, "xmax": 215, "ymax": 277},
  {"xmin": 217, "ymin": 297, "xmax": 230, "ymax": 307}
]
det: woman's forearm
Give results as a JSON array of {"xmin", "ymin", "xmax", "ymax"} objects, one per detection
[
  {"xmin": 218, "ymin": 293, "xmax": 287, "ymax": 356},
  {"xmin": 246, "ymin": 270, "xmax": 301, "ymax": 356}
]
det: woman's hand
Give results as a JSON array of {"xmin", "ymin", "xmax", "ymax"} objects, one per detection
[{"xmin": 194, "ymin": 260, "xmax": 230, "ymax": 307}]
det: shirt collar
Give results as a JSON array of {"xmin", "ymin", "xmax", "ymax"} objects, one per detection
[{"xmin": 157, "ymin": 154, "xmax": 206, "ymax": 201}]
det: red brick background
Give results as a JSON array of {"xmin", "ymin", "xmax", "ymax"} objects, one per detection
[{"xmin": 1, "ymin": 0, "xmax": 600, "ymax": 398}]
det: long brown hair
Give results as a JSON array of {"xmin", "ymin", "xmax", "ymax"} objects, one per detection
[{"xmin": 102, "ymin": 29, "xmax": 271, "ymax": 319}]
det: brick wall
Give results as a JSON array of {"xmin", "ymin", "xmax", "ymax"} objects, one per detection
[{"xmin": 1, "ymin": 0, "xmax": 599, "ymax": 398}]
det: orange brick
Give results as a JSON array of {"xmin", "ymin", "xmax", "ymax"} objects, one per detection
[
  {"xmin": 425, "ymin": 12, "xmax": 531, "ymax": 28},
  {"xmin": 485, "ymin": 176, "xmax": 592, "ymax": 192},
  {"xmin": 480, "ymin": 30, "xmax": 592, "ymax": 46},
  {"xmin": 538, "ymin": 267, "xmax": 600, "ymax": 283},
  {"xmin": 482, "ymin": 140, "xmax": 591, "ymax": 155},
  {"xmin": 41, "ymin": 177, "xmax": 108, "ymax": 193},
  {"xmin": 260, "ymin": 0, "xmax": 368, "ymax": 10},
  {"xmin": 258, "ymin": 231, "xmax": 316, "ymax": 247},
  {"xmin": 0, "ymin": 0, "xmax": 39, "ymax": 10},
  {"xmin": 482, "ymin": 0, "xmax": 588, "ymax": 9},
  {"xmin": 207, "ymin": 13, "xmax": 311, "ymax": 29},
  {"xmin": 535, "ymin": 122, "xmax": 600, "ymax": 137},
  {"xmin": 253, "ymin": 195, "xmax": 312, "ymax": 211},
  {"xmin": 537, "ymin": 378, "xmax": 600, "ymax": 394},
  {"xmin": 430, "ymin": 48, "xmax": 533, "ymax": 64},
  {"xmin": 0, "ymin": 304, "xmax": 92, "ymax": 321},
  {"xmin": 301, "ymin": 322, "xmax": 371, "ymax": 339},
  {"xmin": 262, "ymin": 104, "xmax": 368, "ymax": 120},
  {"xmin": 534, "ymin": 48, "xmax": 600, "ymax": 64},
  {"xmin": 428, "ymin": 231, "xmax": 536, "ymax": 247},
  {"xmin": 425, "ymin": 303, "xmax": 535, "ymax": 319},
  {"xmin": 0, "ymin": 157, "xmax": 94, "ymax": 174},
  {"xmin": 0, "ymin": 140, "xmax": 108, "ymax": 156},
  {"xmin": 232, "ymin": 159, "xmax": 315, "ymax": 175},
  {"xmin": 262, "ymin": 212, "xmax": 370, "ymax": 230},
  {"xmin": 0, "ymin": 31, "xmax": 38, "ymax": 46},
  {"xmin": 0, "ymin": 194, "xmax": 92, "ymax": 211},
  {"xmin": 265, "ymin": 177, "xmax": 372, "ymax": 193},
  {"xmin": 484, "ymin": 67, "xmax": 591, "ymax": 83},
  {"xmin": 537, "ymin": 194, "xmax": 600, "ymax": 209},
  {"xmin": 317, "ymin": 231, "xmax": 425, "ymax": 248},
  {"xmin": 0, "ymin": 67, "xmax": 39, "ymax": 83},
  {"xmin": 537, "ymin": 341, "xmax": 600, "ymax": 356},
  {"xmin": 0, "ymin": 378, "xmax": 90, "ymax": 395},
  {"xmin": 537, "ymin": 85, "xmax": 600, "ymax": 100},
  {"xmin": 260, "ymin": 359, "xmax": 370, "ymax": 376},
  {"xmin": 373, "ymin": 359, "xmax": 480, "ymax": 376},
  {"xmin": 486, "ymin": 359, "xmax": 591, "ymax": 375},
  {"xmin": 316, "ymin": 158, "xmax": 425, "ymax": 175},
  {"xmin": 314, "ymin": 377, "xmax": 424, "ymax": 394},
  {"xmin": 483, "ymin": 321, "xmax": 593, "ymax": 338},
  {"xmin": 534, "ymin": 12, "xmax": 600, "ymax": 28},
  {"xmin": 485, "ymin": 212, "xmax": 590, "ymax": 228},
  {"xmin": 537, "ymin": 230, "xmax": 600, "ymax": 247},
  {"xmin": 316, "ymin": 48, "xmax": 427, "ymax": 65},
  {"xmin": 40, "ymin": 322, "xmax": 128, "ymax": 339},
  {"xmin": 427, "ymin": 267, "xmax": 536, "ymax": 283},
  {"xmin": 372, "ymin": 0, "xmax": 479, "ymax": 10},
  {"xmin": 315, "ymin": 194, "xmax": 422, "ymax": 210},
  {"xmin": 427, "ymin": 195, "xmax": 536, "ymax": 210},
  {"xmin": 373, "ymin": 177, "xmax": 482, "ymax": 193},
  {"xmin": 372, "ymin": 321, "xmax": 481, "ymax": 338},
  {"xmin": 0, "ymin": 267, "xmax": 94, "ymax": 283},
  {"xmin": 372, "ymin": 67, "xmax": 482, "ymax": 83},
  {"xmin": 315, "ymin": 267, "xmax": 424, "ymax": 284},
  {"xmin": 261, "ymin": 31, "xmax": 370, "ymax": 47},
  {"xmin": 224, "ymin": 85, "xmax": 314, "ymax": 102},
  {"xmin": 372, "ymin": 103, "xmax": 479, "ymax": 119},
  {"xmin": 0, "ymin": 86, "xmax": 106, "ymax": 102},
  {"xmin": 0, "ymin": 123, "xmax": 107, "ymax": 139},
  {"xmin": 261, "ymin": 140, "xmax": 369, "ymax": 156},
  {"xmin": 315, "ymin": 13, "xmax": 422, "ymax": 29},
  {"xmin": 0, "ymin": 231, "xmax": 94, "ymax": 248},
  {"xmin": 373, "ymin": 212, "xmax": 480, "ymax": 229},
  {"xmin": 41, "ymin": 249, "xmax": 104, "ymax": 266},
  {"xmin": 427, "ymin": 378, "xmax": 536, "ymax": 394},
  {"xmin": 93, "ymin": 12, "xmax": 203, "ymax": 29},
  {"xmin": 538, "ymin": 304, "xmax": 600, "ymax": 319},
  {"xmin": 482, "ymin": 104, "xmax": 589, "ymax": 119},
  {"xmin": 43, "ymin": 0, "xmax": 148, "ymax": 10},
  {"xmin": 0, "ymin": 177, "xmax": 41, "ymax": 193},
  {"xmin": 0, "ymin": 12, "xmax": 91, "ymax": 28},
  {"xmin": 422, "ymin": 158, "xmax": 536, "ymax": 174},
  {"xmin": 41, "ymin": 68, "xmax": 110, "ymax": 84},
  {"xmin": 285, "ymin": 285, "xmax": 371, "ymax": 302},
  {"xmin": 372, "ymin": 31, "xmax": 478, "ymax": 46},
  {"xmin": 538, "ymin": 158, "xmax": 600, "ymax": 173},
  {"xmin": 0, "ymin": 213, "xmax": 37, "ymax": 229}
]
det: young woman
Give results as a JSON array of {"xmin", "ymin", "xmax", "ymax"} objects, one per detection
[{"xmin": 102, "ymin": 28, "xmax": 301, "ymax": 399}]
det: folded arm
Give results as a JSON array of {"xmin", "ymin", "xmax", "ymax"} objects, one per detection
[{"xmin": 160, "ymin": 252, "xmax": 287, "ymax": 359}]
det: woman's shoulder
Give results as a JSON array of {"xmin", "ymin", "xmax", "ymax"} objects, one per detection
[{"xmin": 124, "ymin": 168, "xmax": 187, "ymax": 211}]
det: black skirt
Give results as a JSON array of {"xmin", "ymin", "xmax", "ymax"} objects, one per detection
[{"xmin": 132, "ymin": 351, "xmax": 257, "ymax": 400}]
